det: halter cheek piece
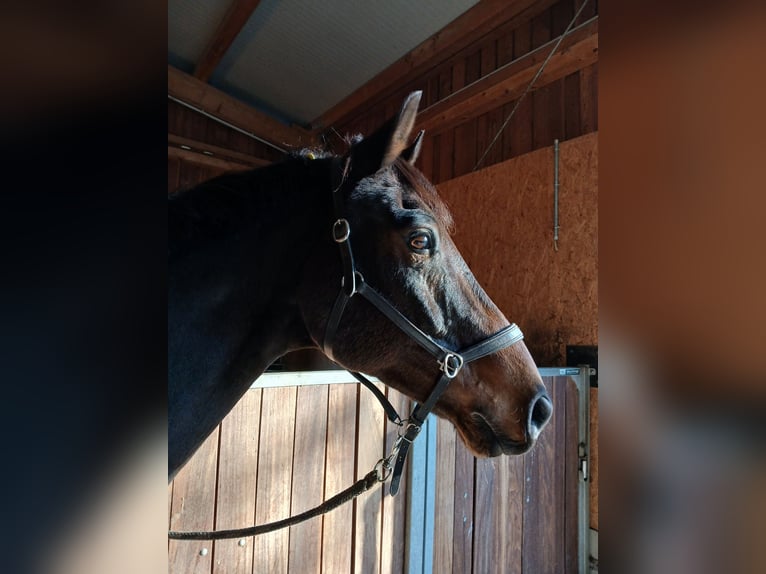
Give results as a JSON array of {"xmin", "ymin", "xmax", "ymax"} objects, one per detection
[{"xmin": 323, "ymin": 157, "xmax": 524, "ymax": 495}]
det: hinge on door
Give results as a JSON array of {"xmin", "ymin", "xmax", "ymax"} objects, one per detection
[{"xmin": 578, "ymin": 442, "xmax": 589, "ymax": 481}]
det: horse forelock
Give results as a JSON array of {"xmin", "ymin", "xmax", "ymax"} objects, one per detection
[{"xmin": 392, "ymin": 158, "xmax": 454, "ymax": 233}]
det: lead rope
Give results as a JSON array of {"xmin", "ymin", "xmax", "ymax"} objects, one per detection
[
  {"xmin": 168, "ymin": 415, "xmax": 407, "ymax": 540},
  {"xmin": 169, "ymin": 470, "xmax": 381, "ymax": 540}
]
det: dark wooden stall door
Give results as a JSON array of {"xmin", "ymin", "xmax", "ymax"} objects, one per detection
[{"xmin": 434, "ymin": 375, "xmax": 580, "ymax": 574}]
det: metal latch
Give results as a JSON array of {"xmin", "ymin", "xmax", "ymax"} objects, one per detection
[{"xmin": 578, "ymin": 442, "xmax": 589, "ymax": 481}]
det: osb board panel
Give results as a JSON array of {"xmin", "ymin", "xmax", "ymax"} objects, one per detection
[{"xmin": 437, "ymin": 131, "xmax": 597, "ymax": 366}]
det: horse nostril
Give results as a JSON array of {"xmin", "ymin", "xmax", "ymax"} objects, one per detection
[{"xmin": 528, "ymin": 393, "xmax": 553, "ymax": 441}]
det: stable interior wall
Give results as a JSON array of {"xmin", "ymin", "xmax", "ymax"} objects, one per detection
[
  {"xmin": 438, "ymin": 132, "xmax": 598, "ymax": 532},
  {"xmin": 438, "ymin": 132, "xmax": 597, "ymax": 366}
]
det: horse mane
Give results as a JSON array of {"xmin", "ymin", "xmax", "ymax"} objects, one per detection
[
  {"xmin": 168, "ymin": 155, "xmax": 329, "ymax": 256},
  {"xmin": 168, "ymin": 147, "xmax": 454, "ymax": 257}
]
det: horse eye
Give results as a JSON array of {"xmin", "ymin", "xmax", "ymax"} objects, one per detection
[{"xmin": 409, "ymin": 233, "xmax": 431, "ymax": 251}]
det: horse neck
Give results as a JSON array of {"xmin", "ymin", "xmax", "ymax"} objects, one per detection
[{"xmin": 169, "ymin": 159, "xmax": 334, "ymax": 368}]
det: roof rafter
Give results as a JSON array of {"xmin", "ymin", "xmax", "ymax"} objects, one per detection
[
  {"xmin": 415, "ymin": 18, "xmax": 599, "ymax": 136},
  {"xmin": 311, "ymin": 0, "xmax": 557, "ymax": 131},
  {"xmin": 194, "ymin": 0, "xmax": 263, "ymax": 82},
  {"xmin": 168, "ymin": 65, "xmax": 317, "ymax": 151}
]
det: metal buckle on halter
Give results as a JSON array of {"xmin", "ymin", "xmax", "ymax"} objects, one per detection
[
  {"xmin": 439, "ymin": 352, "xmax": 464, "ymax": 379},
  {"xmin": 333, "ymin": 218, "xmax": 351, "ymax": 243}
]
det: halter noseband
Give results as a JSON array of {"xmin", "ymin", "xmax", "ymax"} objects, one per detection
[{"xmin": 322, "ymin": 157, "xmax": 525, "ymax": 495}]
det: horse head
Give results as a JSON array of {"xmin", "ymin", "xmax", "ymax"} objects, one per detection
[{"xmin": 299, "ymin": 92, "xmax": 552, "ymax": 457}]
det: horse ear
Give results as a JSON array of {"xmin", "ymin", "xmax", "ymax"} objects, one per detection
[
  {"xmin": 348, "ymin": 91, "xmax": 422, "ymax": 178},
  {"xmin": 401, "ymin": 130, "xmax": 424, "ymax": 165}
]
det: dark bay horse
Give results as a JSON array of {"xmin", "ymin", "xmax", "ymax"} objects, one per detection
[{"xmin": 169, "ymin": 92, "xmax": 552, "ymax": 479}]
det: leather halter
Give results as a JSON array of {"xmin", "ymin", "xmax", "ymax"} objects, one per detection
[{"xmin": 322, "ymin": 157, "xmax": 525, "ymax": 495}]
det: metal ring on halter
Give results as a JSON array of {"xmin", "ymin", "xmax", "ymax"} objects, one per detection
[
  {"xmin": 374, "ymin": 457, "xmax": 394, "ymax": 482},
  {"xmin": 340, "ymin": 271, "xmax": 363, "ymax": 297},
  {"xmin": 333, "ymin": 218, "xmax": 351, "ymax": 243},
  {"xmin": 439, "ymin": 352, "xmax": 464, "ymax": 379}
]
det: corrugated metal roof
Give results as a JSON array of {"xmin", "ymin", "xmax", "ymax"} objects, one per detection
[
  {"xmin": 168, "ymin": 0, "xmax": 478, "ymax": 126},
  {"xmin": 168, "ymin": 0, "xmax": 233, "ymax": 70}
]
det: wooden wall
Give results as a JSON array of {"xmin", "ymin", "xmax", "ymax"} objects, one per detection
[
  {"xmin": 169, "ymin": 374, "xmax": 584, "ymax": 574},
  {"xmin": 333, "ymin": 0, "xmax": 598, "ymax": 183},
  {"xmin": 167, "ymin": 99, "xmax": 284, "ymax": 195},
  {"xmin": 434, "ymin": 375, "xmax": 580, "ymax": 574},
  {"xmin": 169, "ymin": 383, "xmax": 411, "ymax": 574},
  {"xmin": 439, "ymin": 132, "xmax": 597, "ymax": 366},
  {"xmin": 436, "ymin": 132, "xmax": 599, "ymax": 535}
]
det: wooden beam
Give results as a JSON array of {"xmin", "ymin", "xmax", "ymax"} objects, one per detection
[
  {"xmin": 194, "ymin": 0, "xmax": 262, "ymax": 82},
  {"xmin": 168, "ymin": 134, "xmax": 270, "ymax": 167},
  {"xmin": 312, "ymin": 0, "xmax": 557, "ymax": 131},
  {"xmin": 168, "ymin": 144, "xmax": 266, "ymax": 172},
  {"xmin": 168, "ymin": 65, "xmax": 316, "ymax": 150},
  {"xmin": 415, "ymin": 18, "xmax": 598, "ymax": 137}
]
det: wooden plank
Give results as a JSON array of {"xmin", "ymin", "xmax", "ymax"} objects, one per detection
[
  {"xmin": 513, "ymin": 14, "xmax": 533, "ymax": 59},
  {"xmin": 564, "ymin": 70, "xmax": 582, "ymax": 140},
  {"xmin": 465, "ymin": 49, "xmax": 482, "ymax": 85},
  {"xmin": 500, "ymin": 101, "xmax": 516, "ymax": 161},
  {"xmin": 177, "ymin": 160, "xmax": 209, "ymax": 192},
  {"xmin": 436, "ymin": 130, "xmax": 454, "ymax": 184},
  {"xmin": 564, "ymin": 378, "xmax": 580, "ymax": 573},
  {"xmin": 168, "ymin": 65, "xmax": 315, "ymax": 150},
  {"xmin": 434, "ymin": 66, "xmax": 451, "ymax": 101},
  {"xmin": 552, "ymin": 0, "xmax": 575, "ymax": 37},
  {"xmin": 590, "ymin": 386, "xmax": 598, "ymax": 530},
  {"xmin": 499, "ymin": 453, "xmax": 526, "ymax": 573},
  {"xmin": 212, "ymin": 390, "xmax": 261, "ymax": 574},
  {"xmin": 321, "ymin": 383, "xmax": 357, "ymax": 574},
  {"xmin": 532, "ymin": 84, "xmax": 553, "ymax": 149},
  {"xmin": 580, "ymin": 62, "xmax": 598, "ymax": 133},
  {"xmin": 576, "ymin": 0, "xmax": 597, "ymax": 26},
  {"xmin": 169, "ymin": 428, "xmax": 220, "ymax": 574},
  {"xmin": 415, "ymin": 18, "xmax": 598, "ymax": 137},
  {"xmin": 473, "ymin": 451, "xmax": 525, "ymax": 574},
  {"xmin": 429, "ymin": 134, "xmax": 441, "ymax": 183},
  {"xmin": 472, "ymin": 457, "xmax": 496, "ymax": 574},
  {"xmin": 312, "ymin": 0, "xmax": 545, "ymax": 130},
  {"xmin": 167, "ymin": 145, "xmax": 263, "ymax": 173},
  {"xmin": 522, "ymin": 378, "xmax": 562, "ymax": 573},
  {"xmin": 432, "ymin": 418, "xmax": 456, "ymax": 573},
  {"xmin": 497, "ymin": 27, "xmax": 515, "ymax": 68},
  {"xmin": 417, "ymin": 133, "xmax": 434, "ymax": 180},
  {"xmin": 453, "ymin": 119, "xmax": 478, "ymax": 178},
  {"xmin": 168, "ymin": 156, "xmax": 180, "ymax": 194},
  {"xmin": 168, "ymin": 134, "xmax": 270, "ymax": 167},
  {"xmin": 551, "ymin": 78, "xmax": 566, "ymax": 143},
  {"xmin": 354, "ymin": 382, "xmax": 385, "ymax": 574},
  {"xmin": 554, "ymin": 377, "xmax": 568, "ymax": 573},
  {"xmin": 531, "ymin": 6, "xmax": 553, "ymax": 50},
  {"xmin": 452, "ymin": 442, "xmax": 474, "ymax": 574},
  {"xmin": 288, "ymin": 385, "xmax": 329, "ymax": 574},
  {"xmin": 194, "ymin": 0, "xmax": 262, "ymax": 82},
  {"xmin": 252, "ymin": 386, "xmax": 297, "ymax": 574},
  {"xmin": 506, "ymin": 92, "xmax": 535, "ymax": 159},
  {"xmin": 380, "ymin": 388, "xmax": 411, "ymax": 574}
]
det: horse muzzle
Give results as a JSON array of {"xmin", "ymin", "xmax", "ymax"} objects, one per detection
[{"xmin": 470, "ymin": 388, "xmax": 553, "ymax": 457}]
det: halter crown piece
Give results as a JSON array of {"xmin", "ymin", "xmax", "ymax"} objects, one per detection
[{"xmin": 322, "ymin": 157, "xmax": 525, "ymax": 495}]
